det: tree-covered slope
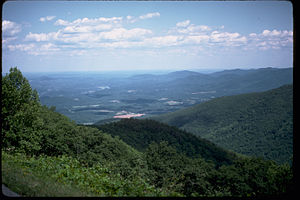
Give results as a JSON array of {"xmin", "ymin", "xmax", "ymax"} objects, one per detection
[
  {"xmin": 1, "ymin": 67, "xmax": 294, "ymax": 197},
  {"xmin": 92, "ymin": 118, "xmax": 237, "ymax": 166},
  {"xmin": 1, "ymin": 67, "xmax": 146, "ymax": 177},
  {"xmin": 152, "ymin": 85, "xmax": 293, "ymax": 164}
]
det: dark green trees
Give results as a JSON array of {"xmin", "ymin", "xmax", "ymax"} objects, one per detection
[
  {"xmin": 210, "ymin": 157, "xmax": 293, "ymax": 196},
  {"xmin": 1, "ymin": 67, "xmax": 294, "ymax": 197},
  {"xmin": 1, "ymin": 67, "xmax": 145, "ymax": 174},
  {"xmin": 94, "ymin": 118, "xmax": 236, "ymax": 166},
  {"xmin": 144, "ymin": 141, "xmax": 218, "ymax": 196},
  {"xmin": 153, "ymin": 84, "xmax": 293, "ymax": 164},
  {"xmin": 2, "ymin": 67, "xmax": 41, "ymax": 154}
]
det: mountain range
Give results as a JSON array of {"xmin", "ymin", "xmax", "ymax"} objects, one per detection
[
  {"xmin": 152, "ymin": 84, "xmax": 293, "ymax": 164},
  {"xmin": 2, "ymin": 67, "xmax": 294, "ymax": 197},
  {"xmin": 26, "ymin": 67, "xmax": 293, "ymax": 124}
]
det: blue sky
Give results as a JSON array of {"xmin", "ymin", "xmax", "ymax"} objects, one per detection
[{"xmin": 2, "ymin": 0, "xmax": 293, "ymax": 73}]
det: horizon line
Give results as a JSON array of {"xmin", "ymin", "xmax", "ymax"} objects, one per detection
[{"xmin": 2, "ymin": 66, "xmax": 292, "ymax": 74}]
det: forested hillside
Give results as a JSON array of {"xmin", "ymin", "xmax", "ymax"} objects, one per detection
[
  {"xmin": 92, "ymin": 118, "xmax": 236, "ymax": 166},
  {"xmin": 2, "ymin": 68, "xmax": 156, "ymax": 196},
  {"xmin": 1, "ymin": 67, "xmax": 294, "ymax": 197},
  {"xmin": 153, "ymin": 85, "xmax": 293, "ymax": 164}
]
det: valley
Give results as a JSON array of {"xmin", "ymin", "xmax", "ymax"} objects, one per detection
[
  {"xmin": 2, "ymin": 1, "xmax": 294, "ymax": 197},
  {"xmin": 25, "ymin": 67, "xmax": 293, "ymax": 124},
  {"xmin": 2, "ymin": 67, "xmax": 294, "ymax": 197}
]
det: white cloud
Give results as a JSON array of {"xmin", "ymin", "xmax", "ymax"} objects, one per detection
[
  {"xmin": 62, "ymin": 23, "xmax": 113, "ymax": 33},
  {"xmin": 261, "ymin": 29, "xmax": 293, "ymax": 38},
  {"xmin": 7, "ymin": 43, "xmax": 60, "ymax": 55},
  {"xmin": 25, "ymin": 31, "xmax": 62, "ymax": 42},
  {"xmin": 6, "ymin": 12, "xmax": 293, "ymax": 57},
  {"xmin": 25, "ymin": 32, "xmax": 50, "ymax": 41},
  {"xmin": 54, "ymin": 19, "xmax": 69, "ymax": 26},
  {"xmin": 208, "ymin": 31, "xmax": 247, "ymax": 48},
  {"xmin": 126, "ymin": 15, "xmax": 137, "ymax": 23},
  {"xmin": 171, "ymin": 22, "xmax": 212, "ymax": 35},
  {"xmin": 210, "ymin": 31, "xmax": 245, "ymax": 42},
  {"xmin": 182, "ymin": 25, "xmax": 211, "ymax": 34},
  {"xmin": 176, "ymin": 20, "xmax": 190, "ymax": 27},
  {"xmin": 40, "ymin": 16, "xmax": 56, "ymax": 22},
  {"xmin": 99, "ymin": 28, "xmax": 152, "ymax": 41},
  {"xmin": 2, "ymin": 20, "xmax": 21, "ymax": 36},
  {"xmin": 54, "ymin": 16, "xmax": 123, "ymax": 26},
  {"xmin": 139, "ymin": 12, "xmax": 160, "ymax": 20},
  {"xmin": 8, "ymin": 43, "xmax": 35, "ymax": 51},
  {"xmin": 2, "ymin": 36, "xmax": 18, "ymax": 44},
  {"xmin": 143, "ymin": 35, "xmax": 184, "ymax": 47},
  {"xmin": 25, "ymin": 23, "xmax": 154, "ymax": 47},
  {"xmin": 183, "ymin": 35, "xmax": 210, "ymax": 44},
  {"xmin": 248, "ymin": 29, "xmax": 293, "ymax": 50}
]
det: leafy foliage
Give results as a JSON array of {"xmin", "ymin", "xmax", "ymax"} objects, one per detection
[
  {"xmin": 2, "ymin": 151, "xmax": 158, "ymax": 197},
  {"xmin": 2, "ymin": 68, "xmax": 145, "ymax": 177},
  {"xmin": 210, "ymin": 157, "xmax": 293, "ymax": 197},
  {"xmin": 1, "ymin": 67, "xmax": 294, "ymax": 197},
  {"xmin": 93, "ymin": 118, "xmax": 236, "ymax": 166},
  {"xmin": 2, "ymin": 67, "xmax": 41, "ymax": 154},
  {"xmin": 153, "ymin": 85, "xmax": 293, "ymax": 164}
]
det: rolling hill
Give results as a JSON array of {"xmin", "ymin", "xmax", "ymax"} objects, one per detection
[
  {"xmin": 126, "ymin": 67, "xmax": 293, "ymax": 96},
  {"xmin": 2, "ymin": 67, "xmax": 294, "ymax": 197},
  {"xmin": 92, "ymin": 118, "xmax": 237, "ymax": 166},
  {"xmin": 152, "ymin": 84, "xmax": 293, "ymax": 164},
  {"xmin": 26, "ymin": 67, "xmax": 293, "ymax": 124}
]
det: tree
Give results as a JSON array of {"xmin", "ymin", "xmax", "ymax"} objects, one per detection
[{"xmin": 2, "ymin": 67, "xmax": 41, "ymax": 153}]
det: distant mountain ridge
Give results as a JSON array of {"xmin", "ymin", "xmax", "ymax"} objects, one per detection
[
  {"xmin": 27, "ymin": 67, "xmax": 293, "ymax": 124},
  {"xmin": 152, "ymin": 84, "xmax": 293, "ymax": 164},
  {"xmin": 126, "ymin": 67, "xmax": 293, "ymax": 97}
]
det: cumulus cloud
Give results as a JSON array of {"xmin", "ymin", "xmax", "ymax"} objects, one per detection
[
  {"xmin": 6, "ymin": 13, "xmax": 293, "ymax": 57},
  {"xmin": 2, "ymin": 20, "xmax": 21, "ymax": 36},
  {"xmin": 54, "ymin": 16, "xmax": 123, "ymax": 26},
  {"xmin": 54, "ymin": 19, "xmax": 69, "ymax": 26},
  {"xmin": 2, "ymin": 20, "xmax": 22, "ymax": 46},
  {"xmin": 126, "ymin": 15, "xmax": 137, "ymax": 23},
  {"xmin": 143, "ymin": 35, "xmax": 184, "ymax": 47},
  {"xmin": 7, "ymin": 43, "xmax": 35, "ymax": 52},
  {"xmin": 178, "ymin": 24, "xmax": 211, "ymax": 34},
  {"xmin": 8, "ymin": 43, "xmax": 60, "ymax": 55},
  {"xmin": 176, "ymin": 20, "xmax": 190, "ymax": 27},
  {"xmin": 99, "ymin": 28, "xmax": 152, "ymax": 41},
  {"xmin": 40, "ymin": 16, "xmax": 56, "ymax": 22},
  {"xmin": 139, "ymin": 12, "xmax": 160, "ymax": 20},
  {"xmin": 171, "ymin": 21, "xmax": 211, "ymax": 35},
  {"xmin": 210, "ymin": 31, "xmax": 247, "ymax": 44},
  {"xmin": 25, "ymin": 32, "xmax": 52, "ymax": 42},
  {"xmin": 24, "ymin": 27, "xmax": 152, "ymax": 45},
  {"xmin": 248, "ymin": 29, "xmax": 293, "ymax": 50},
  {"xmin": 183, "ymin": 35, "xmax": 210, "ymax": 44}
]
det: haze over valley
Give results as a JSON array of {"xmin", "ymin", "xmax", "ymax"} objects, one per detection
[{"xmin": 24, "ymin": 67, "xmax": 292, "ymax": 125}]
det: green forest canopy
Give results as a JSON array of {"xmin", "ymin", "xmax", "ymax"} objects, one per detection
[
  {"xmin": 153, "ymin": 84, "xmax": 293, "ymax": 164},
  {"xmin": 1, "ymin": 67, "xmax": 294, "ymax": 197}
]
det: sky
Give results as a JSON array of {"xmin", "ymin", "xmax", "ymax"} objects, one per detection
[{"xmin": 2, "ymin": 0, "xmax": 293, "ymax": 73}]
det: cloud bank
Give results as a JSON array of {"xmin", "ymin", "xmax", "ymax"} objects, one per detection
[{"xmin": 2, "ymin": 13, "xmax": 293, "ymax": 57}]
